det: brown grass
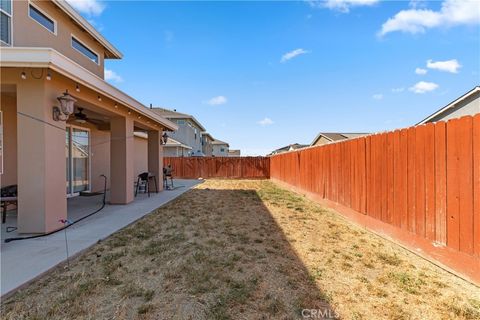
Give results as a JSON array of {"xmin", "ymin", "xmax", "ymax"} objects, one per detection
[{"xmin": 1, "ymin": 180, "xmax": 479, "ymax": 319}]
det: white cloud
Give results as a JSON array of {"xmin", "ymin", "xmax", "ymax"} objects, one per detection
[
  {"xmin": 308, "ymin": 0, "xmax": 379, "ymax": 13},
  {"xmin": 415, "ymin": 67, "xmax": 428, "ymax": 75},
  {"xmin": 409, "ymin": 0, "xmax": 428, "ymax": 9},
  {"xmin": 205, "ymin": 96, "xmax": 227, "ymax": 106},
  {"xmin": 104, "ymin": 69, "xmax": 123, "ymax": 83},
  {"xmin": 409, "ymin": 81, "xmax": 439, "ymax": 93},
  {"xmin": 379, "ymin": 0, "xmax": 480, "ymax": 36},
  {"xmin": 66, "ymin": 0, "xmax": 105, "ymax": 16},
  {"xmin": 372, "ymin": 93, "xmax": 383, "ymax": 100},
  {"xmin": 391, "ymin": 87, "xmax": 405, "ymax": 93},
  {"xmin": 281, "ymin": 48, "xmax": 309, "ymax": 63},
  {"xmin": 258, "ymin": 117, "xmax": 274, "ymax": 126},
  {"xmin": 426, "ymin": 59, "xmax": 461, "ymax": 73}
]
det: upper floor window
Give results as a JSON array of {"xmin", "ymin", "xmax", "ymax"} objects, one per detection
[
  {"xmin": 0, "ymin": 0, "xmax": 12, "ymax": 45},
  {"xmin": 29, "ymin": 3, "xmax": 56, "ymax": 34},
  {"xmin": 72, "ymin": 36, "xmax": 99, "ymax": 64},
  {"xmin": 177, "ymin": 120, "xmax": 185, "ymax": 125}
]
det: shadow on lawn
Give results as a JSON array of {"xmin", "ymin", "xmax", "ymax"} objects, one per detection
[{"xmin": 1, "ymin": 186, "xmax": 338, "ymax": 320}]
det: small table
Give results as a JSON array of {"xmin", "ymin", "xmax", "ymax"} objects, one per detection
[{"xmin": 1, "ymin": 197, "xmax": 17, "ymax": 224}]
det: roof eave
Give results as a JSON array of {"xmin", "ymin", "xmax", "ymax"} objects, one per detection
[
  {"xmin": 416, "ymin": 86, "xmax": 480, "ymax": 125},
  {"xmin": 1, "ymin": 47, "xmax": 177, "ymax": 131},
  {"xmin": 52, "ymin": 0, "xmax": 123, "ymax": 59}
]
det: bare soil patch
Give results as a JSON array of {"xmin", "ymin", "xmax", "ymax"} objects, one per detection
[{"xmin": 1, "ymin": 180, "xmax": 479, "ymax": 319}]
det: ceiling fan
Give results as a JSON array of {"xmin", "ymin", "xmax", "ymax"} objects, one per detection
[{"xmin": 73, "ymin": 107, "xmax": 105, "ymax": 126}]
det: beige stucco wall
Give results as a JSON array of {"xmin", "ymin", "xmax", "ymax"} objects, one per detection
[
  {"xmin": 313, "ymin": 136, "xmax": 331, "ymax": 146},
  {"xmin": 0, "ymin": 92, "xmax": 17, "ymax": 187},
  {"xmin": 134, "ymin": 135, "xmax": 148, "ymax": 178},
  {"xmin": 11, "ymin": 0, "xmax": 105, "ymax": 78},
  {"xmin": 212, "ymin": 144, "xmax": 228, "ymax": 157}
]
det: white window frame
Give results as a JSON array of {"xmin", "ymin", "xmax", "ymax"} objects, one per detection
[
  {"xmin": 66, "ymin": 124, "xmax": 91, "ymax": 197},
  {"xmin": 28, "ymin": 1, "xmax": 57, "ymax": 35},
  {"xmin": 0, "ymin": 0, "xmax": 13, "ymax": 46},
  {"xmin": 71, "ymin": 34, "xmax": 100, "ymax": 65}
]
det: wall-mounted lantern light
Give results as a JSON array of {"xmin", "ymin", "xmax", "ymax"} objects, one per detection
[{"xmin": 53, "ymin": 90, "xmax": 76, "ymax": 121}]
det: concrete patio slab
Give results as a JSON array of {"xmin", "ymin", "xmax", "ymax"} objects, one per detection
[{"xmin": 0, "ymin": 179, "xmax": 202, "ymax": 296}]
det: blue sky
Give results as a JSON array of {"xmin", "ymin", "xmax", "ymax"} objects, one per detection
[{"xmin": 68, "ymin": 0, "xmax": 480, "ymax": 155}]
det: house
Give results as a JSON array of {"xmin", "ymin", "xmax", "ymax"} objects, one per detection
[
  {"xmin": 416, "ymin": 86, "xmax": 480, "ymax": 124},
  {"xmin": 310, "ymin": 133, "xmax": 368, "ymax": 146},
  {"xmin": 0, "ymin": 0, "xmax": 177, "ymax": 233},
  {"xmin": 211, "ymin": 139, "xmax": 229, "ymax": 157},
  {"xmin": 201, "ymin": 132, "xmax": 214, "ymax": 156},
  {"xmin": 269, "ymin": 143, "xmax": 309, "ymax": 155},
  {"xmin": 134, "ymin": 132, "xmax": 191, "ymax": 159},
  {"xmin": 150, "ymin": 108, "xmax": 206, "ymax": 156},
  {"xmin": 228, "ymin": 149, "xmax": 241, "ymax": 157}
]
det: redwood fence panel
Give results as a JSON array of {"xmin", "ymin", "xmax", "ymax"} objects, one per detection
[
  {"xmin": 163, "ymin": 157, "xmax": 270, "ymax": 179},
  {"xmin": 270, "ymin": 114, "xmax": 480, "ymax": 284}
]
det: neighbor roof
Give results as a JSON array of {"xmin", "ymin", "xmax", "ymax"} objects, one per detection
[
  {"xmin": 311, "ymin": 132, "xmax": 368, "ymax": 145},
  {"xmin": 211, "ymin": 139, "xmax": 229, "ymax": 147},
  {"xmin": 134, "ymin": 133, "xmax": 191, "ymax": 149},
  {"xmin": 53, "ymin": 0, "xmax": 122, "ymax": 59},
  {"xmin": 151, "ymin": 108, "xmax": 206, "ymax": 131},
  {"xmin": 416, "ymin": 86, "xmax": 480, "ymax": 125},
  {"xmin": 270, "ymin": 143, "xmax": 309, "ymax": 155}
]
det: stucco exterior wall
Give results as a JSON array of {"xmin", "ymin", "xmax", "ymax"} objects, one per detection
[
  {"xmin": 313, "ymin": 136, "xmax": 331, "ymax": 146},
  {"xmin": 427, "ymin": 92, "xmax": 480, "ymax": 123},
  {"xmin": 90, "ymin": 128, "xmax": 110, "ymax": 192},
  {"xmin": 11, "ymin": 0, "xmax": 105, "ymax": 78},
  {"xmin": 134, "ymin": 135, "xmax": 148, "ymax": 178},
  {"xmin": 212, "ymin": 144, "xmax": 228, "ymax": 157},
  {"xmin": 0, "ymin": 92, "xmax": 17, "ymax": 187}
]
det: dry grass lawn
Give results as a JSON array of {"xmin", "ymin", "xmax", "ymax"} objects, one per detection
[{"xmin": 1, "ymin": 179, "xmax": 479, "ymax": 319}]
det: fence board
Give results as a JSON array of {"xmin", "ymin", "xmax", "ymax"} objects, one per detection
[
  {"xmin": 267, "ymin": 115, "xmax": 477, "ymax": 284},
  {"xmin": 435, "ymin": 122, "xmax": 447, "ymax": 245},
  {"xmin": 164, "ymin": 157, "xmax": 270, "ymax": 179},
  {"xmin": 446, "ymin": 118, "xmax": 461, "ymax": 250},
  {"xmin": 473, "ymin": 114, "xmax": 480, "ymax": 257},
  {"xmin": 458, "ymin": 117, "xmax": 474, "ymax": 255}
]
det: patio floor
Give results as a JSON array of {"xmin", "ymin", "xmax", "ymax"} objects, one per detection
[{"xmin": 0, "ymin": 179, "xmax": 202, "ymax": 296}]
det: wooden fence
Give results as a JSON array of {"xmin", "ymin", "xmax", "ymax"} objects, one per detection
[
  {"xmin": 270, "ymin": 114, "xmax": 480, "ymax": 284},
  {"xmin": 163, "ymin": 157, "xmax": 270, "ymax": 179}
]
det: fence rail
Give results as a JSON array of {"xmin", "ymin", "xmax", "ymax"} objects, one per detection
[
  {"xmin": 163, "ymin": 157, "xmax": 270, "ymax": 179},
  {"xmin": 270, "ymin": 114, "xmax": 480, "ymax": 284}
]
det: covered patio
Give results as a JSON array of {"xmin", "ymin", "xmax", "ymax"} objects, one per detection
[{"xmin": 1, "ymin": 48, "xmax": 178, "ymax": 235}]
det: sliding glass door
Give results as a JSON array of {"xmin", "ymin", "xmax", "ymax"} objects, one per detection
[{"xmin": 66, "ymin": 126, "xmax": 90, "ymax": 196}]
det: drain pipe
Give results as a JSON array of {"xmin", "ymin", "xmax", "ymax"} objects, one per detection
[{"xmin": 4, "ymin": 175, "xmax": 108, "ymax": 243}]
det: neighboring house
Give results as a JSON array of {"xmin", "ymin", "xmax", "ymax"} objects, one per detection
[
  {"xmin": 310, "ymin": 133, "xmax": 368, "ymax": 146},
  {"xmin": 163, "ymin": 137, "xmax": 192, "ymax": 157},
  {"xmin": 269, "ymin": 143, "xmax": 309, "ymax": 155},
  {"xmin": 228, "ymin": 149, "xmax": 241, "ymax": 157},
  {"xmin": 416, "ymin": 86, "xmax": 480, "ymax": 125},
  {"xmin": 151, "ymin": 108, "xmax": 206, "ymax": 156},
  {"xmin": 134, "ymin": 132, "xmax": 191, "ymax": 159},
  {"xmin": 201, "ymin": 132, "xmax": 214, "ymax": 156},
  {"xmin": 0, "ymin": 0, "xmax": 177, "ymax": 233},
  {"xmin": 211, "ymin": 139, "xmax": 229, "ymax": 157}
]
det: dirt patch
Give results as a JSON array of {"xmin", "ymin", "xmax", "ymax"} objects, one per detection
[{"xmin": 1, "ymin": 180, "xmax": 479, "ymax": 319}]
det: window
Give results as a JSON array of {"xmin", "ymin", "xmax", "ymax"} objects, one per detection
[
  {"xmin": 220, "ymin": 148, "xmax": 225, "ymax": 152},
  {"xmin": 72, "ymin": 36, "xmax": 99, "ymax": 64},
  {"xmin": 0, "ymin": 0, "xmax": 11, "ymax": 45},
  {"xmin": 177, "ymin": 120, "xmax": 185, "ymax": 125},
  {"xmin": 29, "ymin": 3, "xmax": 55, "ymax": 34}
]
